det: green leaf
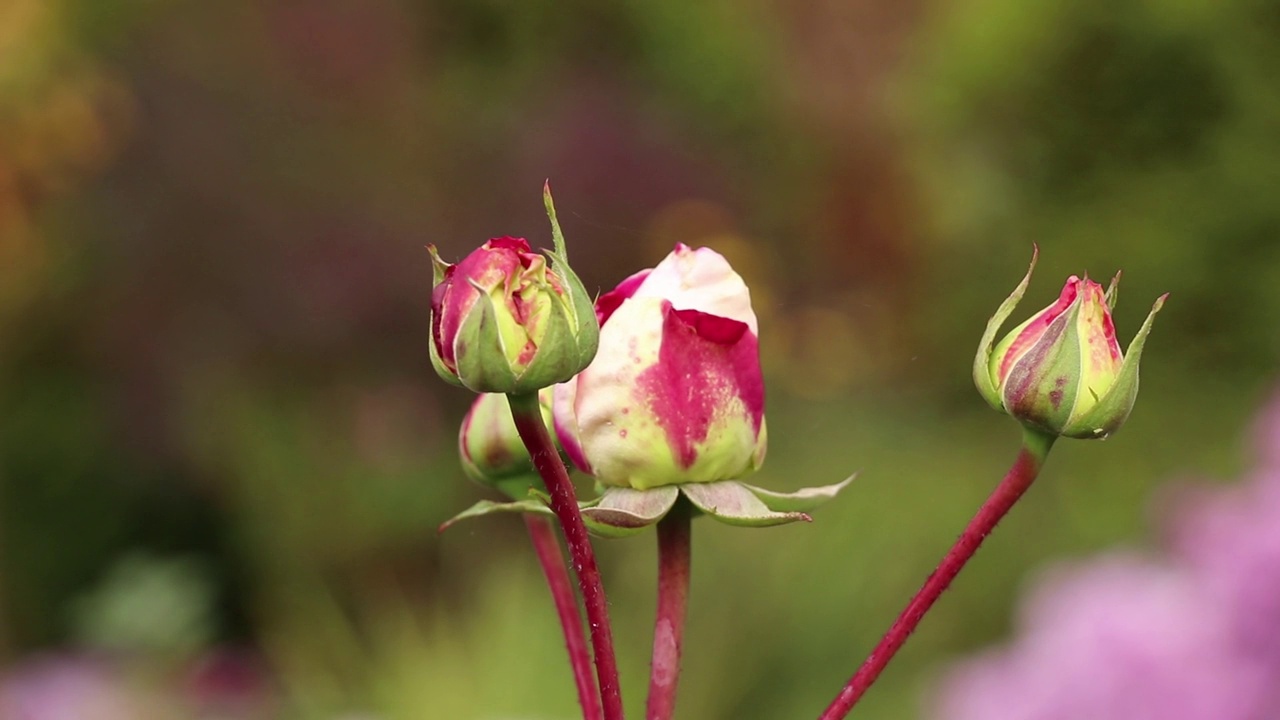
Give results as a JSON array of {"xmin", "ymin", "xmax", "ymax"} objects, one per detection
[
  {"xmin": 437, "ymin": 497, "xmax": 553, "ymax": 533},
  {"xmin": 680, "ymin": 481, "xmax": 811, "ymax": 528},
  {"xmin": 740, "ymin": 475, "xmax": 855, "ymax": 513}
]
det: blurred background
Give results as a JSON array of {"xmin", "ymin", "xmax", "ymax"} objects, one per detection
[{"xmin": 1, "ymin": 0, "xmax": 1278, "ymax": 717}]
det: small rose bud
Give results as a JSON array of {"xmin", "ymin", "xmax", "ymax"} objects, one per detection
[
  {"xmin": 553, "ymin": 244, "xmax": 767, "ymax": 490},
  {"xmin": 458, "ymin": 391, "xmax": 555, "ymax": 498},
  {"xmin": 974, "ymin": 248, "xmax": 1167, "ymax": 439},
  {"xmin": 428, "ymin": 188, "xmax": 598, "ymax": 394}
]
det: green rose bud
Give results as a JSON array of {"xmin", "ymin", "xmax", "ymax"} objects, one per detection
[
  {"xmin": 458, "ymin": 391, "xmax": 555, "ymax": 499},
  {"xmin": 974, "ymin": 248, "xmax": 1167, "ymax": 439},
  {"xmin": 428, "ymin": 187, "xmax": 598, "ymax": 394}
]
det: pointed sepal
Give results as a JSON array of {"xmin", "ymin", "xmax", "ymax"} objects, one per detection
[
  {"xmin": 974, "ymin": 246, "xmax": 1038, "ymax": 411},
  {"xmin": 544, "ymin": 180, "xmax": 568, "ymax": 261},
  {"xmin": 452, "ymin": 280, "xmax": 519, "ymax": 392},
  {"xmin": 427, "ymin": 244, "xmax": 451, "ymax": 285},
  {"xmin": 679, "ymin": 481, "xmax": 812, "ymax": 527},
  {"xmin": 1104, "ymin": 270, "xmax": 1121, "ymax": 310},
  {"xmin": 542, "ymin": 248, "xmax": 600, "ymax": 371},
  {"xmin": 1062, "ymin": 293, "xmax": 1167, "ymax": 439},
  {"xmin": 579, "ymin": 486, "xmax": 680, "ymax": 537},
  {"xmin": 740, "ymin": 474, "xmax": 855, "ymax": 513}
]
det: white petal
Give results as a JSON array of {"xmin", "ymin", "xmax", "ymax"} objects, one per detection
[{"xmin": 633, "ymin": 244, "xmax": 758, "ymax": 334}]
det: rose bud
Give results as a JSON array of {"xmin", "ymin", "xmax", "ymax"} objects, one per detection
[
  {"xmin": 553, "ymin": 244, "xmax": 767, "ymax": 490},
  {"xmin": 974, "ymin": 248, "xmax": 1167, "ymax": 439},
  {"xmin": 428, "ymin": 189, "xmax": 598, "ymax": 394},
  {"xmin": 458, "ymin": 390, "xmax": 556, "ymax": 498}
]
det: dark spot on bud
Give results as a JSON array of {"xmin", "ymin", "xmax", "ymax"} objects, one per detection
[{"xmin": 1049, "ymin": 376, "xmax": 1068, "ymax": 408}]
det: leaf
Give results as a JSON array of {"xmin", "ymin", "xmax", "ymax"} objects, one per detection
[{"xmin": 437, "ymin": 497, "xmax": 553, "ymax": 533}]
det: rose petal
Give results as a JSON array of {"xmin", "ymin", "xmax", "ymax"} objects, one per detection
[
  {"xmin": 572, "ymin": 298, "xmax": 765, "ymax": 489},
  {"xmin": 631, "ymin": 244, "xmax": 758, "ymax": 334}
]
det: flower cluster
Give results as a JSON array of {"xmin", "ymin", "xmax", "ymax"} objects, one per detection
[
  {"xmin": 933, "ymin": 388, "xmax": 1280, "ymax": 720},
  {"xmin": 428, "ymin": 190, "xmax": 1172, "ymax": 720},
  {"xmin": 441, "ymin": 241, "xmax": 848, "ymax": 535}
]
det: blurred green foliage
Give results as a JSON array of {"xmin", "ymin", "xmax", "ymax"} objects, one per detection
[{"xmin": 0, "ymin": 0, "xmax": 1276, "ymax": 718}]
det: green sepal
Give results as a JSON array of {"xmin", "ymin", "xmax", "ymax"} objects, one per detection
[
  {"xmin": 974, "ymin": 246, "xmax": 1038, "ymax": 411},
  {"xmin": 1104, "ymin": 271, "xmax": 1121, "ymax": 310},
  {"xmin": 579, "ymin": 486, "xmax": 679, "ymax": 538},
  {"xmin": 679, "ymin": 481, "xmax": 812, "ymax": 527},
  {"xmin": 429, "ymin": 333, "xmax": 465, "ymax": 389},
  {"xmin": 1008, "ymin": 301, "xmax": 1082, "ymax": 434},
  {"xmin": 512, "ymin": 289, "xmax": 578, "ymax": 393},
  {"xmin": 454, "ymin": 281, "xmax": 518, "ymax": 393},
  {"xmin": 427, "ymin": 245, "xmax": 450, "ymax": 285},
  {"xmin": 739, "ymin": 475, "xmax": 855, "ymax": 513},
  {"xmin": 544, "ymin": 248, "xmax": 600, "ymax": 371},
  {"xmin": 1062, "ymin": 293, "xmax": 1167, "ymax": 439},
  {"xmin": 426, "ymin": 245, "xmax": 464, "ymax": 387},
  {"xmin": 544, "ymin": 181, "xmax": 568, "ymax": 261}
]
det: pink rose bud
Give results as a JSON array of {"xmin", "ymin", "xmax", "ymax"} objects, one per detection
[
  {"xmin": 553, "ymin": 244, "xmax": 767, "ymax": 490},
  {"xmin": 974, "ymin": 248, "xmax": 1167, "ymax": 439},
  {"xmin": 428, "ymin": 186, "xmax": 598, "ymax": 394},
  {"xmin": 458, "ymin": 390, "xmax": 555, "ymax": 498}
]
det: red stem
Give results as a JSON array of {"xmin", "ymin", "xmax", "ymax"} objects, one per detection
[
  {"xmin": 817, "ymin": 431, "xmax": 1054, "ymax": 719},
  {"xmin": 508, "ymin": 393, "xmax": 625, "ymax": 720},
  {"xmin": 646, "ymin": 500, "xmax": 692, "ymax": 720},
  {"xmin": 524, "ymin": 514, "xmax": 604, "ymax": 720}
]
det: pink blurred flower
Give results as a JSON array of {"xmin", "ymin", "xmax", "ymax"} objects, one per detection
[
  {"xmin": 183, "ymin": 647, "xmax": 274, "ymax": 718},
  {"xmin": 934, "ymin": 555, "xmax": 1271, "ymax": 720},
  {"xmin": 0, "ymin": 655, "xmax": 145, "ymax": 720},
  {"xmin": 1167, "ymin": 388, "xmax": 1280, "ymax": 668}
]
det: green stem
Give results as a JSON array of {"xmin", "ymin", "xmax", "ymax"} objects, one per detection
[
  {"xmin": 817, "ymin": 428, "xmax": 1055, "ymax": 719},
  {"xmin": 507, "ymin": 392, "xmax": 625, "ymax": 720},
  {"xmin": 646, "ymin": 498, "xmax": 692, "ymax": 720}
]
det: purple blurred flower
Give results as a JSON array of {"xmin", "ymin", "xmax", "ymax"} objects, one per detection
[
  {"xmin": 0, "ymin": 655, "xmax": 145, "ymax": 720},
  {"xmin": 934, "ymin": 555, "xmax": 1271, "ymax": 720},
  {"xmin": 934, "ymin": 387, "xmax": 1280, "ymax": 720},
  {"xmin": 1166, "ymin": 388, "xmax": 1280, "ymax": 672}
]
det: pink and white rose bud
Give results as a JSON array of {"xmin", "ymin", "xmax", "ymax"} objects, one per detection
[
  {"xmin": 974, "ymin": 248, "xmax": 1167, "ymax": 439},
  {"xmin": 553, "ymin": 244, "xmax": 767, "ymax": 490},
  {"xmin": 429, "ymin": 212, "xmax": 599, "ymax": 394}
]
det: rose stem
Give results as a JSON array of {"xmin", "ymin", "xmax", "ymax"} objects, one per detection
[
  {"xmin": 507, "ymin": 392, "xmax": 625, "ymax": 720},
  {"xmin": 524, "ymin": 514, "xmax": 604, "ymax": 720},
  {"xmin": 817, "ymin": 428, "xmax": 1055, "ymax": 719},
  {"xmin": 646, "ymin": 497, "xmax": 692, "ymax": 720}
]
